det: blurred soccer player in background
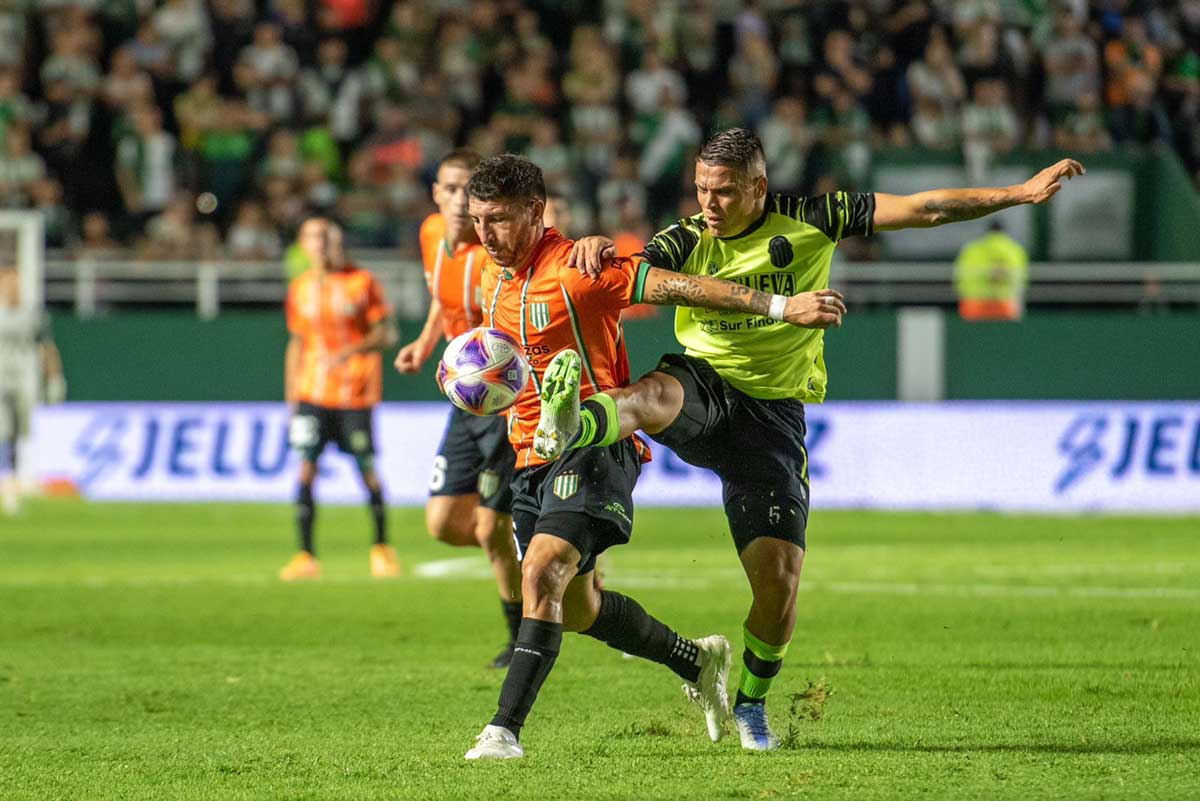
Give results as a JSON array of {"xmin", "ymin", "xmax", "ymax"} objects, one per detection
[
  {"xmin": 545, "ymin": 128, "xmax": 1084, "ymax": 750},
  {"xmin": 461, "ymin": 154, "xmax": 846, "ymax": 760},
  {"xmin": 280, "ymin": 218, "xmax": 398, "ymax": 580},
  {"xmin": 541, "ymin": 191, "xmax": 573, "ymax": 235},
  {"xmin": 394, "ymin": 149, "xmax": 524, "ymax": 668},
  {"xmin": 0, "ymin": 267, "xmax": 65, "ymax": 515}
]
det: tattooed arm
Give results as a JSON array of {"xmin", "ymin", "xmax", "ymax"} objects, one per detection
[
  {"xmin": 873, "ymin": 159, "xmax": 1085, "ymax": 231},
  {"xmin": 641, "ymin": 267, "xmax": 847, "ymax": 330}
]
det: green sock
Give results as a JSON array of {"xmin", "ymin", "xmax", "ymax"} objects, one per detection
[
  {"xmin": 737, "ymin": 623, "xmax": 789, "ymax": 704},
  {"xmin": 570, "ymin": 394, "xmax": 620, "ymax": 449}
]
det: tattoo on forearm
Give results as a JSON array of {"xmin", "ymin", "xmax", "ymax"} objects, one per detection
[
  {"xmin": 923, "ymin": 191, "xmax": 1012, "ymax": 224},
  {"xmin": 647, "ymin": 277, "xmax": 707, "ymax": 306},
  {"xmin": 723, "ymin": 281, "xmax": 771, "ymax": 315},
  {"xmin": 647, "ymin": 275, "xmax": 771, "ymax": 315}
]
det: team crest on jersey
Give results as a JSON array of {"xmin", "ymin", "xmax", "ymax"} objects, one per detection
[
  {"xmin": 528, "ymin": 302, "xmax": 551, "ymax": 331},
  {"xmin": 768, "ymin": 236, "xmax": 794, "ymax": 269},
  {"xmin": 552, "ymin": 472, "xmax": 580, "ymax": 500},
  {"xmin": 478, "ymin": 470, "xmax": 500, "ymax": 499}
]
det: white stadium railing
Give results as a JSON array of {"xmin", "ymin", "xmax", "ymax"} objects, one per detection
[
  {"xmin": 46, "ymin": 251, "xmax": 430, "ymax": 320},
  {"xmin": 43, "ymin": 256, "xmax": 1200, "ymax": 318}
]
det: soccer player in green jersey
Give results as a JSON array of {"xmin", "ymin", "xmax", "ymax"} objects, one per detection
[{"xmin": 535, "ymin": 128, "xmax": 1084, "ymax": 750}]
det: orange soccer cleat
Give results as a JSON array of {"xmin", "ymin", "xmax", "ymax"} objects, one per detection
[
  {"xmin": 369, "ymin": 544, "xmax": 402, "ymax": 579},
  {"xmin": 279, "ymin": 551, "xmax": 321, "ymax": 581}
]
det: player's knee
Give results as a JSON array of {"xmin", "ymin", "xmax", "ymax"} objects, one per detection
[
  {"xmin": 475, "ymin": 515, "xmax": 511, "ymax": 554},
  {"xmin": 425, "ymin": 505, "xmax": 470, "ymax": 543},
  {"xmin": 638, "ymin": 372, "xmax": 684, "ymax": 433},
  {"xmin": 297, "ymin": 461, "xmax": 318, "ymax": 486},
  {"xmin": 745, "ymin": 543, "xmax": 803, "ymax": 611},
  {"xmin": 520, "ymin": 553, "xmax": 572, "ymax": 606}
]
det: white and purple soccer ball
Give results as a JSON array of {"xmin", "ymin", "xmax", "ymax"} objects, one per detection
[{"xmin": 437, "ymin": 327, "xmax": 531, "ymax": 415}]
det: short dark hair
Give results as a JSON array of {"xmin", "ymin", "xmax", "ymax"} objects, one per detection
[
  {"xmin": 698, "ymin": 128, "xmax": 766, "ymax": 175},
  {"xmin": 467, "ymin": 154, "xmax": 546, "ymax": 204},
  {"xmin": 439, "ymin": 148, "xmax": 482, "ymax": 172}
]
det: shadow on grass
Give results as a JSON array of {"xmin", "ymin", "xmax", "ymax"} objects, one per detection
[{"xmin": 802, "ymin": 739, "xmax": 1200, "ymax": 756}]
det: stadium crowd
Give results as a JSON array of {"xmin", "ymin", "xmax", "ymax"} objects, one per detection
[{"xmin": 0, "ymin": 0, "xmax": 1197, "ymax": 258}]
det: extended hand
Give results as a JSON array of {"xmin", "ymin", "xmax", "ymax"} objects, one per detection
[
  {"xmin": 1022, "ymin": 159, "xmax": 1085, "ymax": 204},
  {"xmin": 568, "ymin": 236, "xmax": 617, "ymax": 279},
  {"xmin": 783, "ymin": 288, "xmax": 847, "ymax": 329},
  {"xmin": 393, "ymin": 341, "xmax": 427, "ymax": 374}
]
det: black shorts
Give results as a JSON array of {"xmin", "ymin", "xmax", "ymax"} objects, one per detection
[
  {"xmin": 429, "ymin": 408, "xmax": 515, "ymax": 513},
  {"xmin": 289, "ymin": 402, "xmax": 377, "ymax": 467},
  {"xmin": 650, "ymin": 353, "xmax": 810, "ymax": 552},
  {"xmin": 510, "ymin": 439, "xmax": 641, "ymax": 575}
]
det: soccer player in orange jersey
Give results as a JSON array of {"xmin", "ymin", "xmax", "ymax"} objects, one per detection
[
  {"xmin": 461, "ymin": 155, "xmax": 845, "ymax": 760},
  {"xmin": 280, "ymin": 218, "xmax": 398, "ymax": 581},
  {"xmin": 393, "ymin": 149, "xmax": 525, "ymax": 668}
]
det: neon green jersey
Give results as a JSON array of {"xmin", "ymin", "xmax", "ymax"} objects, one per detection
[
  {"xmin": 953, "ymin": 231, "xmax": 1029, "ymax": 301},
  {"xmin": 641, "ymin": 192, "xmax": 875, "ymax": 401}
]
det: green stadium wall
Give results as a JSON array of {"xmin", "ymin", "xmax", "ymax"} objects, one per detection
[{"xmin": 51, "ymin": 310, "xmax": 1199, "ymax": 401}]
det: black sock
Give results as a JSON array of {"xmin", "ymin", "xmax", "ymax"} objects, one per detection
[
  {"xmin": 735, "ymin": 648, "xmax": 783, "ymax": 706},
  {"xmin": 582, "ymin": 590, "xmax": 701, "ymax": 683},
  {"xmin": 367, "ymin": 487, "xmax": 386, "ymax": 545},
  {"xmin": 296, "ymin": 484, "xmax": 315, "ymax": 554},
  {"xmin": 490, "ymin": 617, "xmax": 562, "ymax": 739},
  {"xmin": 501, "ymin": 600, "xmax": 522, "ymax": 643}
]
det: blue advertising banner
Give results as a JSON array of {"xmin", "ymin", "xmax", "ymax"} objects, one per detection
[{"xmin": 31, "ymin": 401, "xmax": 1200, "ymax": 511}]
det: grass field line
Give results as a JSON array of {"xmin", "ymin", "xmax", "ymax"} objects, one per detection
[
  {"xmin": 1, "ymin": 556, "xmax": 1195, "ymax": 600},
  {"xmin": 406, "ymin": 557, "xmax": 1200, "ymax": 600}
]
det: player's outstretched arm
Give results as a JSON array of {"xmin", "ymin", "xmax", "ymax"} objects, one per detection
[
  {"xmin": 873, "ymin": 159, "xmax": 1085, "ymax": 231},
  {"xmin": 395, "ymin": 298, "xmax": 444, "ymax": 374},
  {"xmin": 641, "ymin": 267, "xmax": 846, "ymax": 330}
]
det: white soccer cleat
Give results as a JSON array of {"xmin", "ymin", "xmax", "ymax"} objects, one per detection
[
  {"xmin": 681, "ymin": 634, "xmax": 732, "ymax": 742},
  {"xmin": 733, "ymin": 702, "xmax": 780, "ymax": 751},
  {"xmin": 532, "ymin": 349, "xmax": 582, "ymax": 461},
  {"xmin": 464, "ymin": 724, "xmax": 524, "ymax": 760}
]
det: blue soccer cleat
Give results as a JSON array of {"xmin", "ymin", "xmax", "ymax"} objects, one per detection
[{"xmin": 733, "ymin": 702, "xmax": 780, "ymax": 751}]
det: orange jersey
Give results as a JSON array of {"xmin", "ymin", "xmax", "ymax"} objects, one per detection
[
  {"xmin": 481, "ymin": 228, "xmax": 652, "ymax": 468},
  {"xmin": 419, "ymin": 213, "xmax": 488, "ymax": 339},
  {"xmin": 287, "ymin": 264, "xmax": 391, "ymax": 409}
]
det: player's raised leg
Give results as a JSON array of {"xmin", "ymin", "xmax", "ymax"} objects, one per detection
[
  {"xmin": 534, "ymin": 362, "xmax": 700, "ymax": 463},
  {"xmin": 532, "ymin": 349, "xmax": 582, "ymax": 461}
]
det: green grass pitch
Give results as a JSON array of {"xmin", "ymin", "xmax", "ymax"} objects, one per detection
[{"xmin": 1, "ymin": 502, "xmax": 1198, "ymax": 800}]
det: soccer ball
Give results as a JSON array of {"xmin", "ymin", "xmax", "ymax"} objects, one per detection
[{"xmin": 437, "ymin": 327, "xmax": 530, "ymax": 415}]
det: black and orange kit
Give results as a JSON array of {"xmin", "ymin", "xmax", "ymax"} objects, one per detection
[{"xmin": 481, "ymin": 228, "xmax": 652, "ymax": 574}]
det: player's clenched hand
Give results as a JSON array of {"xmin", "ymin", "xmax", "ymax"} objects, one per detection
[
  {"xmin": 568, "ymin": 236, "xmax": 616, "ymax": 279},
  {"xmin": 393, "ymin": 341, "xmax": 426, "ymax": 374},
  {"xmin": 1022, "ymin": 159, "xmax": 1085, "ymax": 204},
  {"xmin": 782, "ymin": 288, "xmax": 846, "ymax": 329}
]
